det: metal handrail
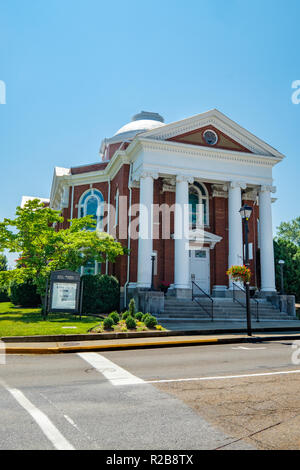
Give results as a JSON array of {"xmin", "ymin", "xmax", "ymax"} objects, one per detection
[
  {"xmin": 232, "ymin": 282, "xmax": 259, "ymax": 322},
  {"xmin": 192, "ymin": 281, "xmax": 214, "ymax": 321}
]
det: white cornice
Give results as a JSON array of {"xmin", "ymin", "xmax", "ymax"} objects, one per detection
[{"xmin": 132, "ymin": 137, "xmax": 282, "ymax": 167}]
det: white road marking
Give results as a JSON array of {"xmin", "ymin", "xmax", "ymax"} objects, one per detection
[
  {"xmin": 232, "ymin": 346, "xmax": 266, "ymax": 350},
  {"xmin": 146, "ymin": 369, "xmax": 300, "ymax": 384},
  {"xmin": 78, "ymin": 352, "xmax": 145, "ymax": 386},
  {"xmin": 0, "ymin": 380, "xmax": 74, "ymax": 450}
]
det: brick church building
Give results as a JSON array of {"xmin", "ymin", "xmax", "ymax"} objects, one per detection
[{"xmin": 23, "ymin": 109, "xmax": 284, "ymax": 309}]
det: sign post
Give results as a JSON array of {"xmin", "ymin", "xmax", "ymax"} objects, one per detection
[{"xmin": 46, "ymin": 270, "xmax": 82, "ymax": 318}]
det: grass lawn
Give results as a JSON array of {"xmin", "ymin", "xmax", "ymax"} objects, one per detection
[{"xmin": 0, "ymin": 302, "xmax": 101, "ymax": 337}]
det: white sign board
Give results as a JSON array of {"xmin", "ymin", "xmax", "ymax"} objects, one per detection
[{"xmin": 51, "ymin": 282, "xmax": 77, "ymax": 310}]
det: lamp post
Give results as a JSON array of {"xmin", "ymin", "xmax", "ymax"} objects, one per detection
[
  {"xmin": 278, "ymin": 259, "xmax": 285, "ymax": 294},
  {"xmin": 151, "ymin": 253, "xmax": 156, "ymax": 291},
  {"xmin": 239, "ymin": 204, "xmax": 253, "ymax": 337}
]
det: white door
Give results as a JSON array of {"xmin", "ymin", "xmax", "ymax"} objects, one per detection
[{"xmin": 189, "ymin": 248, "xmax": 210, "ymax": 294}]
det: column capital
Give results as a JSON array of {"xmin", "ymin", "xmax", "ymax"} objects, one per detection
[
  {"xmin": 229, "ymin": 181, "xmax": 247, "ymax": 190},
  {"xmin": 176, "ymin": 174, "xmax": 194, "ymax": 184},
  {"xmin": 134, "ymin": 170, "xmax": 159, "ymax": 181},
  {"xmin": 260, "ymin": 185, "xmax": 276, "ymax": 194}
]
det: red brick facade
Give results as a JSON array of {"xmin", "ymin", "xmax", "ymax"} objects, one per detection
[{"xmin": 60, "ymin": 163, "xmax": 260, "ymax": 292}]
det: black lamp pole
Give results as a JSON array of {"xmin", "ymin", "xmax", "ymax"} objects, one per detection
[
  {"xmin": 240, "ymin": 204, "xmax": 253, "ymax": 337},
  {"xmin": 278, "ymin": 260, "xmax": 285, "ymax": 294},
  {"xmin": 151, "ymin": 254, "xmax": 155, "ymax": 291},
  {"xmin": 243, "ymin": 216, "xmax": 252, "ymax": 337}
]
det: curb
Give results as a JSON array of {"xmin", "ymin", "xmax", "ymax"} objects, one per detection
[
  {"xmin": 4, "ymin": 333, "xmax": 300, "ymax": 354},
  {"xmin": 2, "ymin": 325, "xmax": 300, "ymax": 343}
]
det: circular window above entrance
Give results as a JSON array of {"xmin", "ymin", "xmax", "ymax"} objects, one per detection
[{"xmin": 203, "ymin": 129, "xmax": 218, "ymax": 146}]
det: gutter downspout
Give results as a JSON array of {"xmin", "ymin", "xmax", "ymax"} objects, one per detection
[
  {"xmin": 124, "ymin": 162, "xmax": 133, "ymax": 308},
  {"xmin": 105, "ymin": 177, "xmax": 111, "ymax": 275},
  {"xmin": 70, "ymin": 185, "xmax": 74, "ymax": 224}
]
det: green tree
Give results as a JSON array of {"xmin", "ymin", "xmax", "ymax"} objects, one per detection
[
  {"xmin": 0, "ymin": 199, "xmax": 125, "ymax": 296},
  {"xmin": 277, "ymin": 217, "xmax": 300, "ymax": 246},
  {"xmin": 0, "ymin": 253, "xmax": 7, "ymax": 271},
  {"xmin": 274, "ymin": 238, "xmax": 300, "ymax": 300}
]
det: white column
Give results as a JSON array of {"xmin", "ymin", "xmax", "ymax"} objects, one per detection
[
  {"xmin": 228, "ymin": 182, "xmax": 245, "ymax": 284},
  {"xmin": 259, "ymin": 185, "xmax": 276, "ymax": 292},
  {"xmin": 174, "ymin": 175, "xmax": 194, "ymax": 290},
  {"xmin": 137, "ymin": 171, "xmax": 158, "ymax": 288}
]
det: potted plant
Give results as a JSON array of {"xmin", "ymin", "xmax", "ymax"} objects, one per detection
[
  {"xmin": 226, "ymin": 265, "xmax": 251, "ymax": 284},
  {"xmin": 159, "ymin": 281, "xmax": 170, "ymax": 295}
]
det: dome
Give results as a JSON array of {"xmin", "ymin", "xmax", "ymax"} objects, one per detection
[{"xmin": 114, "ymin": 111, "xmax": 165, "ymax": 138}]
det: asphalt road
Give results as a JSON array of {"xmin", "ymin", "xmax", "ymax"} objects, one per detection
[{"xmin": 0, "ymin": 340, "xmax": 299, "ymax": 450}]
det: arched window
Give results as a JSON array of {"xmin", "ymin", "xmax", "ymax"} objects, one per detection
[
  {"xmin": 189, "ymin": 182, "xmax": 209, "ymax": 227},
  {"xmin": 78, "ymin": 189, "xmax": 104, "ymax": 231}
]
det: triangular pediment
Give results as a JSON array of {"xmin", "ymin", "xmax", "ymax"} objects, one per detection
[
  {"xmin": 139, "ymin": 109, "xmax": 284, "ymax": 159},
  {"xmin": 168, "ymin": 124, "xmax": 251, "ymax": 153}
]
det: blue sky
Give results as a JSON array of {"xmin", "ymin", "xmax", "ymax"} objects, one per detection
[{"xmin": 0, "ymin": 0, "xmax": 299, "ymax": 266}]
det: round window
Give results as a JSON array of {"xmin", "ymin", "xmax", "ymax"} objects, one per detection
[{"xmin": 203, "ymin": 130, "xmax": 218, "ymax": 146}]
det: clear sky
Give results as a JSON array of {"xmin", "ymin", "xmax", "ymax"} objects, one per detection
[{"xmin": 0, "ymin": 0, "xmax": 299, "ymax": 267}]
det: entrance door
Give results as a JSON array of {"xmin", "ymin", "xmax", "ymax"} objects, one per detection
[{"xmin": 189, "ymin": 248, "xmax": 210, "ymax": 294}]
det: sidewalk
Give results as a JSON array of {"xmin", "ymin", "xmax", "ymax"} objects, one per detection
[{"xmin": 3, "ymin": 330, "xmax": 300, "ymax": 354}]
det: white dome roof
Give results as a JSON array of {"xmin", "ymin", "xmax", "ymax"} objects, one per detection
[{"xmin": 114, "ymin": 111, "xmax": 165, "ymax": 138}]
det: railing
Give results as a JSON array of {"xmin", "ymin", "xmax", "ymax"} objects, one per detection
[
  {"xmin": 232, "ymin": 282, "xmax": 260, "ymax": 322},
  {"xmin": 192, "ymin": 281, "xmax": 214, "ymax": 321}
]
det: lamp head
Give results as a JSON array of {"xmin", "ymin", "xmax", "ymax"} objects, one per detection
[{"xmin": 239, "ymin": 204, "xmax": 253, "ymax": 220}]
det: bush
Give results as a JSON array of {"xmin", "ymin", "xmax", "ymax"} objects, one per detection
[
  {"xmin": 144, "ymin": 315, "xmax": 158, "ymax": 328},
  {"xmin": 142, "ymin": 313, "xmax": 151, "ymax": 323},
  {"xmin": 135, "ymin": 311, "xmax": 143, "ymax": 321},
  {"xmin": 0, "ymin": 287, "xmax": 9, "ymax": 302},
  {"xmin": 81, "ymin": 274, "xmax": 120, "ymax": 314},
  {"xmin": 128, "ymin": 298, "xmax": 136, "ymax": 317},
  {"xmin": 126, "ymin": 315, "xmax": 136, "ymax": 329},
  {"xmin": 103, "ymin": 316, "xmax": 114, "ymax": 330},
  {"xmin": 10, "ymin": 281, "xmax": 41, "ymax": 307},
  {"xmin": 109, "ymin": 311, "xmax": 120, "ymax": 325},
  {"xmin": 122, "ymin": 310, "xmax": 130, "ymax": 320}
]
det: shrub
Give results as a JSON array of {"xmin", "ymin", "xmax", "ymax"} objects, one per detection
[
  {"xmin": 81, "ymin": 274, "xmax": 120, "ymax": 314},
  {"xmin": 135, "ymin": 311, "xmax": 143, "ymax": 321},
  {"xmin": 103, "ymin": 316, "xmax": 114, "ymax": 330},
  {"xmin": 0, "ymin": 287, "xmax": 9, "ymax": 302},
  {"xmin": 142, "ymin": 313, "xmax": 151, "ymax": 323},
  {"xmin": 126, "ymin": 315, "xmax": 136, "ymax": 329},
  {"xmin": 122, "ymin": 310, "xmax": 130, "ymax": 320},
  {"xmin": 10, "ymin": 281, "xmax": 41, "ymax": 307},
  {"xmin": 109, "ymin": 311, "xmax": 120, "ymax": 325},
  {"xmin": 144, "ymin": 315, "xmax": 158, "ymax": 328},
  {"xmin": 128, "ymin": 298, "xmax": 136, "ymax": 317}
]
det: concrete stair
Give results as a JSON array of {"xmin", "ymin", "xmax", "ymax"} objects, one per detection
[{"xmin": 157, "ymin": 297, "xmax": 290, "ymax": 322}]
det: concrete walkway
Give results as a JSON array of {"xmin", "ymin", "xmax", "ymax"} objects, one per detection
[{"xmin": 158, "ymin": 318, "xmax": 300, "ymax": 331}]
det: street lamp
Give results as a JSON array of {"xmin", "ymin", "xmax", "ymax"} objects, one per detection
[
  {"xmin": 278, "ymin": 259, "xmax": 285, "ymax": 294},
  {"xmin": 239, "ymin": 204, "xmax": 253, "ymax": 337}
]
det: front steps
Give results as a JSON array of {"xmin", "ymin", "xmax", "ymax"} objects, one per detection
[{"xmin": 157, "ymin": 297, "xmax": 292, "ymax": 322}]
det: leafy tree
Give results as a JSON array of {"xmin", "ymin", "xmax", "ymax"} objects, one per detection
[
  {"xmin": 0, "ymin": 253, "xmax": 7, "ymax": 271},
  {"xmin": 274, "ymin": 238, "xmax": 300, "ymax": 300},
  {"xmin": 277, "ymin": 217, "xmax": 300, "ymax": 246},
  {"xmin": 0, "ymin": 199, "xmax": 125, "ymax": 297}
]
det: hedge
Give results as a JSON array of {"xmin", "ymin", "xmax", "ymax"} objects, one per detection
[
  {"xmin": 0, "ymin": 287, "xmax": 10, "ymax": 302},
  {"xmin": 81, "ymin": 274, "xmax": 120, "ymax": 314},
  {"xmin": 10, "ymin": 281, "xmax": 41, "ymax": 307}
]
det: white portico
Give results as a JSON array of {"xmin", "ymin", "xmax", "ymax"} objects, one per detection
[{"xmin": 127, "ymin": 109, "xmax": 283, "ymax": 297}]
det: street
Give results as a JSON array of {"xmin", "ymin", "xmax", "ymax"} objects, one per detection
[{"xmin": 0, "ymin": 341, "xmax": 300, "ymax": 450}]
